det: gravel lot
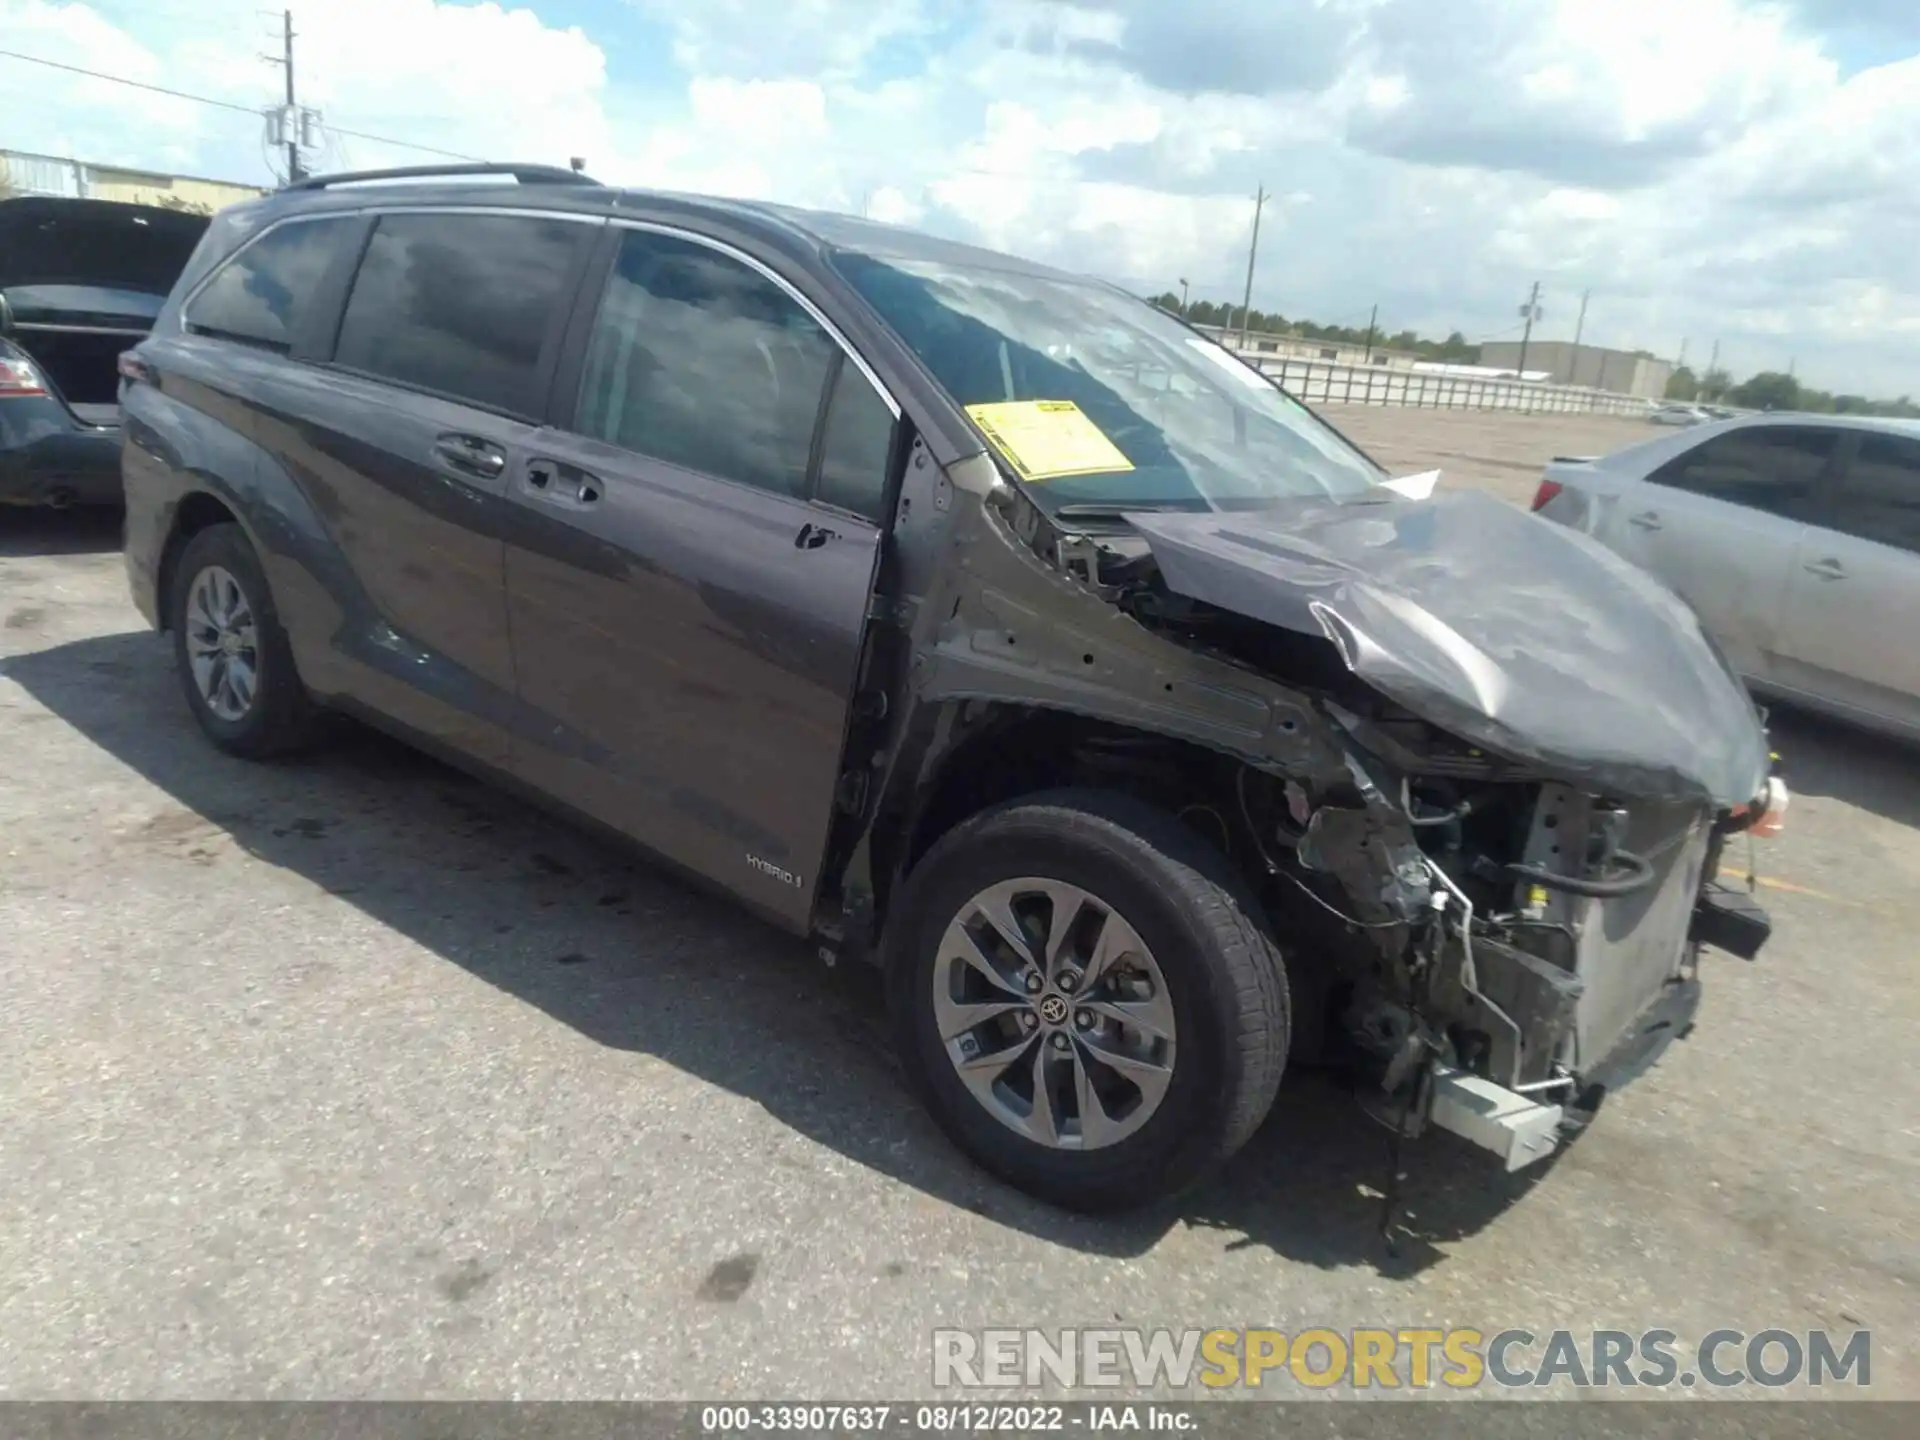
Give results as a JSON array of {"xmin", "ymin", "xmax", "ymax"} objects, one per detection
[{"xmin": 2, "ymin": 407, "xmax": 1916, "ymax": 1407}]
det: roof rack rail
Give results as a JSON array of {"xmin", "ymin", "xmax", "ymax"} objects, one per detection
[{"xmin": 282, "ymin": 163, "xmax": 598, "ymax": 192}]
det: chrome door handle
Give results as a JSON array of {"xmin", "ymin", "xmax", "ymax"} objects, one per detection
[
  {"xmin": 1628, "ymin": 511, "xmax": 1662, "ymax": 531},
  {"xmin": 433, "ymin": 433, "xmax": 506, "ymax": 479},
  {"xmin": 1803, "ymin": 557, "xmax": 1846, "ymax": 580}
]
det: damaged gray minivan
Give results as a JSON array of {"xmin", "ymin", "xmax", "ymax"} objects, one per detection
[{"xmin": 121, "ymin": 165, "xmax": 1784, "ymax": 1212}]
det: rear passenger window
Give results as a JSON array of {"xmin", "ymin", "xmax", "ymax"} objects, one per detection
[
  {"xmin": 333, "ymin": 213, "xmax": 582, "ymax": 416},
  {"xmin": 1834, "ymin": 433, "xmax": 1920, "ymax": 555},
  {"xmin": 815, "ymin": 363, "xmax": 896, "ymax": 519},
  {"xmin": 1648, "ymin": 426, "xmax": 1836, "ymax": 520},
  {"xmin": 574, "ymin": 230, "xmax": 838, "ymax": 500},
  {"xmin": 186, "ymin": 216, "xmax": 355, "ymax": 352}
]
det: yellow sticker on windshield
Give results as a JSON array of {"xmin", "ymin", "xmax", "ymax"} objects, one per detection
[{"xmin": 964, "ymin": 400, "xmax": 1134, "ymax": 483}]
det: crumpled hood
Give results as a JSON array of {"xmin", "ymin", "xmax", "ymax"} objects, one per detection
[{"xmin": 1126, "ymin": 489, "xmax": 1771, "ymax": 808}]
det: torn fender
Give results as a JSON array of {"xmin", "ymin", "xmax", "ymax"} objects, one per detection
[
  {"xmin": 1125, "ymin": 490, "xmax": 1771, "ymax": 809},
  {"xmin": 905, "ymin": 456, "xmax": 1350, "ymax": 780}
]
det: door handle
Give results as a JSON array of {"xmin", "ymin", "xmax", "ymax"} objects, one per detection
[
  {"xmin": 795, "ymin": 522, "xmax": 837, "ymax": 550},
  {"xmin": 1628, "ymin": 511, "xmax": 1662, "ymax": 531},
  {"xmin": 1803, "ymin": 557, "xmax": 1846, "ymax": 580},
  {"xmin": 433, "ymin": 433, "xmax": 506, "ymax": 480}
]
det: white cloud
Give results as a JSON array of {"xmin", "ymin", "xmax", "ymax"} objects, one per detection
[
  {"xmin": 3, "ymin": 0, "xmax": 1917, "ymax": 395},
  {"xmin": 628, "ymin": 0, "xmax": 933, "ymax": 82},
  {"xmin": 0, "ymin": 0, "xmax": 610, "ymax": 180}
]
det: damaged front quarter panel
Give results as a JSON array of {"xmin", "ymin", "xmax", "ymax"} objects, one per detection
[
  {"xmin": 908, "ymin": 454, "xmax": 1353, "ymax": 782},
  {"xmin": 854, "ymin": 451, "xmax": 1437, "ymax": 954}
]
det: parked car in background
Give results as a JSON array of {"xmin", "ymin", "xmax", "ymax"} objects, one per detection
[
  {"xmin": 1536, "ymin": 415, "xmax": 1920, "ymax": 742},
  {"xmin": 1, "ymin": 196, "xmax": 208, "ymax": 507},
  {"xmin": 1649, "ymin": 404, "xmax": 1712, "ymax": 427},
  {"xmin": 119, "ymin": 164, "xmax": 1779, "ymax": 1212}
]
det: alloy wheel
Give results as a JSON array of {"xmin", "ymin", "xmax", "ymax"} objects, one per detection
[
  {"xmin": 932, "ymin": 877, "xmax": 1178, "ymax": 1150},
  {"xmin": 184, "ymin": 564, "xmax": 259, "ymax": 722}
]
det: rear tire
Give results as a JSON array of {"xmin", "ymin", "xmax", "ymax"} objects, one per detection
[
  {"xmin": 168, "ymin": 522, "xmax": 318, "ymax": 758},
  {"xmin": 887, "ymin": 789, "xmax": 1290, "ymax": 1212}
]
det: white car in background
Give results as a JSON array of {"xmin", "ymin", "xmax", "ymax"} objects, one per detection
[
  {"xmin": 1649, "ymin": 404, "xmax": 1714, "ymax": 426},
  {"xmin": 1534, "ymin": 414, "xmax": 1920, "ymax": 742}
]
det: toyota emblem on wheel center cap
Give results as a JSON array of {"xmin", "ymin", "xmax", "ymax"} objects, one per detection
[{"xmin": 1038, "ymin": 994, "xmax": 1070, "ymax": 1026}]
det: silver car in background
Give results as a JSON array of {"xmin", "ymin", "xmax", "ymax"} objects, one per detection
[
  {"xmin": 1534, "ymin": 414, "xmax": 1920, "ymax": 741},
  {"xmin": 1649, "ymin": 404, "xmax": 1714, "ymax": 426}
]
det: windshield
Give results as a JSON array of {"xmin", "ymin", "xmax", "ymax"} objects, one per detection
[{"xmin": 832, "ymin": 251, "xmax": 1385, "ymax": 512}]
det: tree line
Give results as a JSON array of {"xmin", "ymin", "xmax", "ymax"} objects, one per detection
[
  {"xmin": 1664, "ymin": 366, "xmax": 1919, "ymax": 419},
  {"xmin": 1149, "ymin": 293, "xmax": 1480, "ymax": 363}
]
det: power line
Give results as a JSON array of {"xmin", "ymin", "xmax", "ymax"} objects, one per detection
[
  {"xmin": 0, "ymin": 46, "xmax": 484, "ymax": 167},
  {"xmin": 323, "ymin": 127, "xmax": 479, "ymax": 162},
  {"xmin": 0, "ymin": 47, "xmax": 258, "ymax": 113}
]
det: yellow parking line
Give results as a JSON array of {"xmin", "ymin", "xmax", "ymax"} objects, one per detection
[{"xmin": 1718, "ymin": 867, "xmax": 1883, "ymax": 914}]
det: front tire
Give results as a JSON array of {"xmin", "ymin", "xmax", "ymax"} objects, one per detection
[
  {"xmin": 888, "ymin": 790, "xmax": 1290, "ymax": 1212},
  {"xmin": 168, "ymin": 522, "xmax": 318, "ymax": 758}
]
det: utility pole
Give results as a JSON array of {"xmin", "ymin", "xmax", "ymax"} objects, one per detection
[
  {"xmin": 1570, "ymin": 288, "xmax": 1590, "ymax": 384},
  {"xmin": 1362, "ymin": 303, "xmax": 1378, "ymax": 364},
  {"xmin": 1515, "ymin": 280, "xmax": 1543, "ymax": 377},
  {"xmin": 1237, "ymin": 185, "xmax": 1267, "ymax": 350},
  {"xmin": 280, "ymin": 10, "xmax": 301, "ymax": 182},
  {"xmin": 1677, "ymin": 338, "xmax": 1688, "ymax": 370},
  {"xmin": 262, "ymin": 10, "xmax": 305, "ymax": 183},
  {"xmin": 1708, "ymin": 338, "xmax": 1720, "ymax": 374},
  {"xmin": 1177, "ymin": 277, "xmax": 1189, "ymax": 316}
]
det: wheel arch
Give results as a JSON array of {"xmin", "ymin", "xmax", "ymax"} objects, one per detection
[
  {"xmin": 855, "ymin": 699, "xmax": 1353, "ymax": 1065},
  {"xmin": 862, "ymin": 701, "xmax": 1274, "ymax": 941},
  {"xmin": 155, "ymin": 490, "xmax": 244, "ymax": 630}
]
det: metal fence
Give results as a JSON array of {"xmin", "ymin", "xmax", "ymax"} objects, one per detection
[{"xmin": 1250, "ymin": 356, "xmax": 1654, "ymax": 417}]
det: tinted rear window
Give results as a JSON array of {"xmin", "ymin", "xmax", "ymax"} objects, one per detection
[
  {"xmin": 333, "ymin": 212, "xmax": 582, "ymax": 415},
  {"xmin": 1835, "ymin": 431, "xmax": 1920, "ymax": 555},
  {"xmin": 1648, "ymin": 425, "xmax": 1837, "ymax": 520},
  {"xmin": 186, "ymin": 215, "xmax": 356, "ymax": 352}
]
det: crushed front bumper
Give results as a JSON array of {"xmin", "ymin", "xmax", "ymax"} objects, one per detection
[{"xmin": 1427, "ymin": 973, "xmax": 1708, "ymax": 1171}]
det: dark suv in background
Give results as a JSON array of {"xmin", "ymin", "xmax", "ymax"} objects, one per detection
[
  {"xmin": 1, "ymin": 196, "xmax": 207, "ymax": 507},
  {"xmin": 119, "ymin": 164, "xmax": 1780, "ymax": 1213}
]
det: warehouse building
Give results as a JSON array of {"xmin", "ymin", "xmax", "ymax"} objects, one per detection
[
  {"xmin": 1477, "ymin": 340, "xmax": 1672, "ymax": 400},
  {"xmin": 1, "ymin": 148, "xmax": 263, "ymax": 215}
]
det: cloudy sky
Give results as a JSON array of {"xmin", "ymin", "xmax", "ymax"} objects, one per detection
[{"xmin": 5, "ymin": 0, "xmax": 1917, "ymax": 396}]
